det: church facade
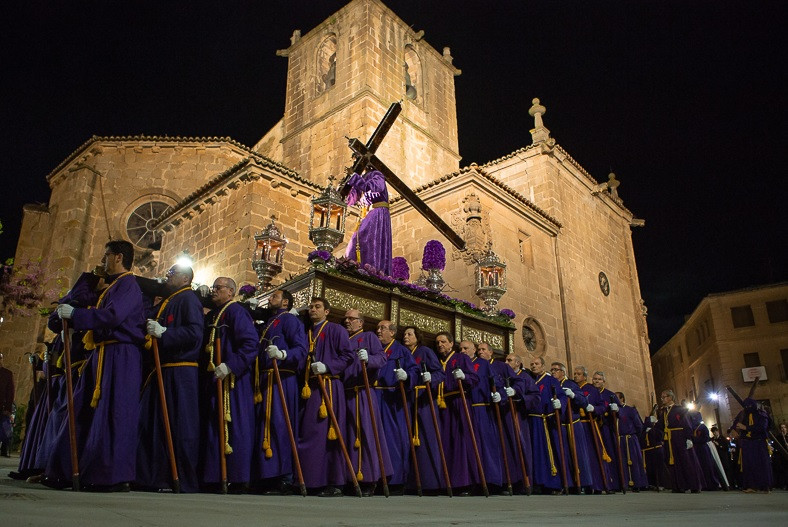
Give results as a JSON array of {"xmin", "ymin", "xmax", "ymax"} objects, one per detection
[{"xmin": 1, "ymin": 0, "xmax": 654, "ymax": 410}]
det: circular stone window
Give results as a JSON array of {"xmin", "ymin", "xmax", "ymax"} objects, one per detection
[
  {"xmin": 125, "ymin": 201, "xmax": 172, "ymax": 249},
  {"xmin": 521, "ymin": 316, "xmax": 546, "ymax": 356}
]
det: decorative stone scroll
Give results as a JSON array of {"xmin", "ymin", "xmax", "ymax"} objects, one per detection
[
  {"xmin": 324, "ymin": 288, "xmax": 386, "ymax": 320},
  {"xmin": 399, "ymin": 308, "xmax": 450, "ymax": 334}
]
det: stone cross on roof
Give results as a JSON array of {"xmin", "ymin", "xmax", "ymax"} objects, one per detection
[{"xmin": 528, "ymin": 98, "xmax": 553, "ymax": 145}]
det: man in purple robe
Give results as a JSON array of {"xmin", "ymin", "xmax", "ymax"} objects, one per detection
[
  {"xmin": 502, "ymin": 353, "xmax": 539, "ymax": 493},
  {"xmin": 251, "ymin": 288, "xmax": 308, "ymax": 494},
  {"xmin": 528, "ymin": 357, "xmax": 566, "ymax": 494},
  {"xmin": 614, "ymin": 391, "xmax": 649, "ymax": 491},
  {"xmin": 435, "ymin": 332, "xmax": 480, "ymax": 495},
  {"xmin": 655, "ymin": 389, "xmax": 702, "ymax": 492},
  {"xmin": 573, "ymin": 366, "xmax": 615, "ymax": 493},
  {"xmin": 341, "ymin": 308, "xmax": 391, "ymax": 496},
  {"xmin": 403, "ymin": 326, "xmax": 447, "ymax": 493},
  {"xmin": 50, "ymin": 240, "xmax": 145, "ymax": 491},
  {"xmin": 343, "ymin": 170, "xmax": 392, "ymax": 275},
  {"xmin": 642, "ymin": 412, "xmax": 670, "ymax": 490},
  {"xmin": 375, "ymin": 320, "xmax": 419, "ymax": 493},
  {"xmin": 297, "ymin": 297, "xmax": 355, "ymax": 497},
  {"xmin": 135, "ymin": 264, "xmax": 203, "ymax": 492},
  {"xmin": 592, "ymin": 370, "xmax": 624, "ymax": 492},
  {"xmin": 731, "ymin": 398, "xmax": 773, "ymax": 492},
  {"xmin": 551, "ymin": 361, "xmax": 595, "ymax": 493},
  {"xmin": 688, "ymin": 410, "xmax": 723, "ymax": 490},
  {"xmin": 0, "ymin": 352, "xmax": 14, "ymax": 458},
  {"xmin": 460, "ymin": 340, "xmax": 504, "ymax": 493},
  {"xmin": 200, "ymin": 277, "xmax": 258, "ymax": 493}
]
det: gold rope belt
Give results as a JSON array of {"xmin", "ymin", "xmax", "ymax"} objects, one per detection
[
  {"xmin": 664, "ymin": 427, "xmax": 683, "ymax": 465},
  {"xmin": 371, "ymin": 201, "xmax": 389, "ymax": 209},
  {"xmin": 89, "ymin": 340, "xmax": 118, "ymax": 408},
  {"xmin": 472, "ymin": 402, "xmax": 490, "ymax": 407}
]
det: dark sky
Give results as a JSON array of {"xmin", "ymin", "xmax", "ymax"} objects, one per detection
[{"xmin": 1, "ymin": 1, "xmax": 785, "ymax": 352}]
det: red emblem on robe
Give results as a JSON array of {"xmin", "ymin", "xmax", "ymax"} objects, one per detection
[
  {"xmin": 166, "ymin": 313, "xmax": 174, "ymax": 324},
  {"xmin": 414, "ymin": 356, "xmax": 422, "ymax": 364},
  {"xmin": 273, "ymin": 319, "xmax": 280, "ymax": 328},
  {"xmin": 473, "ymin": 363, "xmax": 480, "ymax": 372}
]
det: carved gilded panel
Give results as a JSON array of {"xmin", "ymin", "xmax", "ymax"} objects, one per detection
[
  {"xmin": 462, "ymin": 326, "xmax": 505, "ymax": 351},
  {"xmin": 324, "ymin": 288, "xmax": 385, "ymax": 319},
  {"xmin": 292, "ymin": 288, "xmax": 311, "ymax": 310},
  {"xmin": 399, "ymin": 308, "xmax": 450, "ymax": 334}
]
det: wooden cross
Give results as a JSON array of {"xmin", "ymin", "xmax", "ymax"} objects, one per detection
[{"xmin": 341, "ymin": 101, "xmax": 466, "ymax": 251}]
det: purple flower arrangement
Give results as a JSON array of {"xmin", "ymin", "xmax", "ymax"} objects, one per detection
[
  {"xmin": 307, "ymin": 250, "xmax": 332, "ymax": 263},
  {"xmin": 391, "ymin": 257, "xmax": 410, "ymax": 281},
  {"xmin": 421, "ymin": 240, "xmax": 446, "ymax": 271},
  {"xmin": 500, "ymin": 308, "xmax": 516, "ymax": 319},
  {"xmin": 238, "ymin": 284, "xmax": 257, "ymax": 300}
]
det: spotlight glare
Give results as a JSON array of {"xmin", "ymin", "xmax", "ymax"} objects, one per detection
[
  {"xmin": 176, "ymin": 255, "xmax": 193, "ymax": 267},
  {"xmin": 686, "ymin": 402, "xmax": 696, "ymax": 410},
  {"xmin": 709, "ymin": 392, "xmax": 719, "ymax": 401}
]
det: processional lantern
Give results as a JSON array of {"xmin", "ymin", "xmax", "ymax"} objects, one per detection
[
  {"xmin": 252, "ymin": 216, "xmax": 287, "ymax": 289},
  {"xmin": 309, "ymin": 176, "xmax": 347, "ymax": 253},
  {"xmin": 475, "ymin": 243, "xmax": 507, "ymax": 313}
]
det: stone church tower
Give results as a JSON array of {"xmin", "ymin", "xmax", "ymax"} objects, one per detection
[{"xmin": 1, "ymin": 0, "xmax": 654, "ymax": 411}]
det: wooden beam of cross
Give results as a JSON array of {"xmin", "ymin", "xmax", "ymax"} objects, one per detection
[{"xmin": 343, "ymin": 102, "xmax": 466, "ymax": 251}]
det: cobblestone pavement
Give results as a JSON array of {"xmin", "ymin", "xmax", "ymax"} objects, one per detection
[{"xmin": 1, "ymin": 454, "xmax": 785, "ymax": 526}]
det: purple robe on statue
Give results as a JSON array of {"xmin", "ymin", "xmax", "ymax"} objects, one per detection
[
  {"xmin": 617, "ymin": 404, "xmax": 648, "ymax": 489},
  {"xmin": 199, "ymin": 301, "xmax": 258, "ymax": 485},
  {"xmin": 408, "ymin": 345, "xmax": 447, "ymax": 490},
  {"xmin": 344, "ymin": 170, "xmax": 392, "ymax": 276},
  {"xmin": 468, "ymin": 357, "xmax": 504, "ymax": 487},
  {"xmin": 655, "ymin": 404, "xmax": 703, "ymax": 492},
  {"xmin": 136, "ymin": 288, "xmax": 204, "ymax": 492},
  {"xmin": 437, "ymin": 351, "xmax": 480, "ymax": 489},
  {"xmin": 341, "ymin": 331, "xmax": 392, "ymax": 485},
  {"xmin": 501, "ymin": 368, "xmax": 539, "ymax": 490},
  {"xmin": 734, "ymin": 399, "xmax": 773, "ymax": 491},
  {"xmin": 297, "ymin": 320, "xmax": 355, "ymax": 489},
  {"xmin": 48, "ymin": 272, "xmax": 145, "ymax": 487},
  {"xmin": 375, "ymin": 339, "xmax": 419, "ymax": 486},
  {"xmin": 251, "ymin": 309, "xmax": 308, "ymax": 484}
]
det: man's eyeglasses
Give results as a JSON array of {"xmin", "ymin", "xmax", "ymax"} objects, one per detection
[
  {"xmin": 344, "ymin": 316, "xmax": 361, "ymax": 320},
  {"xmin": 550, "ymin": 367, "xmax": 562, "ymax": 372},
  {"xmin": 211, "ymin": 285, "xmax": 229, "ymax": 291}
]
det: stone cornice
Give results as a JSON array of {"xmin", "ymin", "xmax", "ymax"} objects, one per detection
[{"xmin": 390, "ymin": 164, "xmax": 562, "ymax": 230}]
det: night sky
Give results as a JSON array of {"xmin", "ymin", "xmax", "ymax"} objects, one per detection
[{"xmin": 1, "ymin": 1, "xmax": 785, "ymax": 352}]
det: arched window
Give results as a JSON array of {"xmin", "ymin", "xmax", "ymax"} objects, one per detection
[
  {"xmin": 404, "ymin": 45, "xmax": 422, "ymax": 102},
  {"xmin": 316, "ymin": 34, "xmax": 337, "ymax": 95}
]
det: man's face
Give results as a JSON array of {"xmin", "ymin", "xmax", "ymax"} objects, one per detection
[
  {"xmin": 308, "ymin": 300, "xmax": 328, "ymax": 323},
  {"xmin": 573, "ymin": 369, "xmax": 586, "ymax": 384},
  {"xmin": 436, "ymin": 335, "xmax": 452, "ymax": 356},
  {"xmin": 459, "ymin": 341, "xmax": 476, "ymax": 359},
  {"xmin": 781, "ymin": 423, "xmax": 788, "ymax": 435},
  {"xmin": 505, "ymin": 354, "xmax": 521, "ymax": 370},
  {"xmin": 101, "ymin": 248, "xmax": 124, "ymax": 275},
  {"xmin": 402, "ymin": 328, "xmax": 417, "ymax": 348},
  {"xmin": 269, "ymin": 290, "xmax": 285, "ymax": 310},
  {"xmin": 550, "ymin": 364, "xmax": 565, "ymax": 380},
  {"xmin": 211, "ymin": 279, "xmax": 234, "ymax": 306},
  {"xmin": 477, "ymin": 342, "xmax": 493, "ymax": 361},
  {"xmin": 344, "ymin": 309, "xmax": 363, "ymax": 334},
  {"xmin": 591, "ymin": 374, "xmax": 605, "ymax": 389},
  {"xmin": 165, "ymin": 266, "xmax": 190, "ymax": 291},
  {"xmin": 377, "ymin": 321, "xmax": 394, "ymax": 344},
  {"xmin": 530, "ymin": 358, "xmax": 544, "ymax": 375},
  {"xmin": 661, "ymin": 392, "xmax": 674, "ymax": 406}
]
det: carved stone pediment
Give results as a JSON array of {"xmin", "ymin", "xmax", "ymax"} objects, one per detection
[{"xmin": 451, "ymin": 191, "xmax": 490, "ymax": 264}]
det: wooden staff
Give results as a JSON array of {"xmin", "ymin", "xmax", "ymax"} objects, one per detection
[
  {"xmin": 489, "ymin": 378, "xmax": 512, "ymax": 495},
  {"xmin": 151, "ymin": 337, "xmax": 180, "ymax": 493},
  {"xmin": 588, "ymin": 410, "xmax": 610, "ymax": 493},
  {"xmin": 421, "ymin": 363, "xmax": 452, "ymax": 497},
  {"xmin": 213, "ymin": 331, "xmax": 228, "ymax": 494},
  {"xmin": 271, "ymin": 355, "xmax": 307, "ymax": 497},
  {"xmin": 564, "ymin": 393, "xmax": 582, "ymax": 489},
  {"xmin": 504, "ymin": 377, "xmax": 531, "ymax": 495},
  {"xmin": 609, "ymin": 395, "xmax": 627, "ymax": 494},
  {"xmin": 396, "ymin": 359, "xmax": 421, "ymax": 496},
  {"xmin": 61, "ymin": 319, "xmax": 80, "ymax": 491},
  {"xmin": 456, "ymin": 374, "xmax": 489, "ymax": 497},
  {"xmin": 550, "ymin": 386, "xmax": 569, "ymax": 495},
  {"xmin": 647, "ymin": 403, "xmax": 660, "ymax": 492},
  {"xmin": 361, "ymin": 358, "xmax": 390, "ymax": 497},
  {"xmin": 316, "ymin": 373, "xmax": 363, "ymax": 498}
]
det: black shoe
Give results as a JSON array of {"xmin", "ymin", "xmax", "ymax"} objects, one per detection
[
  {"xmin": 262, "ymin": 483, "xmax": 293, "ymax": 496},
  {"xmin": 318, "ymin": 486, "xmax": 343, "ymax": 497},
  {"xmin": 86, "ymin": 482, "xmax": 131, "ymax": 493},
  {"xmin": 40, "ymin": 475, "xmax": 71, "ymax": 490},
  {"xmin": 228, "ymin": 482, "xmax": 249, "ymax": 495},
  {"xmin": 691, "ymin": 489, "xmax": 700, "ymax": 494}
]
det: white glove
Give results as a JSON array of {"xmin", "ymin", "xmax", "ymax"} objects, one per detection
[
  {"xmin": 214, "ymin": 363, "xmax": 231, "ymax": 380},
  {"xmin": 648, "ymin": 416, "xmax": 657, "ymax": 424},
  {"xmin": 686, "ymin": 439, "xmax": 693, "ymax": 450},
  {"xmin": 356, "ymin": 348, "xmax": 368, "ymax": 362},
  {"xmin": 146, "ymin": 319, "xmax": 166, "ymax": 338},
  {"xmin": 57, "ymin": 304, "xmax": 74, "ymax": 319},
  {"xmin": 421, "ymin": 371, "xmax": 432, "ymax": 384},
  {"xmin": 562, "ymin": 387, "xmax": 575, "ymax": 399},
  {"xmin": 645, "ymin": 427, "xmax": 652, "ymax": 433},
  {"xmin": 395, "ymin": 368, "xmax": 408, "ymax": 382},
  {"xmin": 610, "ymin": 403, "xmax": 619, "ymax": 412},
  {"xmin": 311, "ymin": 361, "xmax": 327, "ymax": 375},
  {"xmin": 266, "ymin": 345, "xmax": 286, "ymax": 361},
  {"xmin": 586, "ymin": 404, "xmax": 595, "ymax": 413},
  {"xmin": 491, "ymin": 392, "xmax": 501, "ymax": 403},
  {"xmin": 505, "ymin": 386, "xmax": 516, "ymax": 397},
  {"xmin": 247, "ymin": 297, "xmax": 259, "ymax": 308},
  {"xmin": 452, "ymin": 368, "xmax": 465, "ymax": 380},
  {"xmin": 552, "ymin": 399, "xmax": 561, "ymax": 410}
]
